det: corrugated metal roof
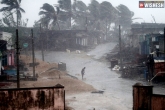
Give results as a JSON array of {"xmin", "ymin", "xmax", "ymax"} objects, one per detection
[{"xmin": 154, "ymin": 60, "xmax": 165, "ymax": 63}]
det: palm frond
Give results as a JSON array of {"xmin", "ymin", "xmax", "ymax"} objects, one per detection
[
  {"xmin": 1, "ymin": 0, "xmax": 14, "ymax": 6},
  {"xmin": 3, "ymin": 18, "xmax": 11, "ymax": 26},
  {"xmin": 39, "ymin": 3, "xmax": 60, "ymax": 29},
  {"xmin": 19, "ymin": 7, "xmax": 25, "ymax": 13},
  {"xmin": 132, "ymin": 17, "xmax": 143, "ymax": 20},
  {"xmin": 7, "ymin": 5, "xmax": 17, "ymax": 11},
  {"xmin": 39, "ymin": 11, "xmax": 48, "ymax": 15},
  {"xmin": 18, "ymin": 0, "xmax": 22, "ymax": 4},
  {"xmin": 40, "ymin": 3, "xmax": 55, "ymax": 13},
  {"xmin": 0, "ymin": 7, "xmax": 10, "ymax": 12},
  {"xmin": 15, "ymin": 0, "xmax": 19, "ymax": 7}
]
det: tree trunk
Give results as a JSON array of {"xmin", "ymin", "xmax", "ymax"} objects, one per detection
[{"xmin": 57, "ymin": 21, "xmax": 60, "ymax": 30}]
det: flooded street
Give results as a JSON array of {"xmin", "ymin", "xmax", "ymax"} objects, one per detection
[{"xmin": 35, "ymin": 42, "xmax": 165, "ymax": 110}]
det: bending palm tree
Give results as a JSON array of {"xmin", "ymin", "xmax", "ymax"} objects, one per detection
[
  {"xmin": 0, "ymin": 0, "xmax": 25, "ymax": 28},
  {"xmin": 39, "ymin": 3, "xmax": 60, "ymax": 30}
]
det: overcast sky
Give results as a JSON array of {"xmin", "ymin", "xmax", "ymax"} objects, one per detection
[{"xmin": 0, "ymin": 0, "xmax": 165, "ymax": 27}]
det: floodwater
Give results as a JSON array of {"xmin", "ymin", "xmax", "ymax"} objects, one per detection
[{"xmin": 35, "ymin": 42, "xmax": 165, "ymax": 110}]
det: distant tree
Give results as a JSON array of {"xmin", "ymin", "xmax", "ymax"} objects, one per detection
[
  {"xmin": 72, "ymin": 0, "xmax": 88, "ymax": 29},
  {"xmin": 72, "ymin": 0, "xmax": 87, "ymax": 12},
  {"xmin": 116, "ymin": 4, "xmax": 134, "ymax": 29},
  {"xmin": 2, "ymin": 11, "xmax": 16, "ymax": 27},
  {"xmin": 1, "ymin": 11, "xmax": 28, "ymax": 27},
  {"xmin": 39, "ymin": 3, "xmax": 60, "ymax": 30},
  {"xmin": 88, "ymin": 0, "xmax": 100, "ymax": 30},
  {"xmin": 0, "ymin": 0, "xmax": 25, "ymax": 28},
  {"xmin": 100, "ymin": 1, "xmax": 113, "ymax": 21},
  {"xmin": 88, "ymin": 0, "xmax": 100, "ymax": 20},
  {"xmin": 58, "ymin": 0, "xmax": 71, "ymax": 11},
  {"xmin": 99, "ymin": 1, "xmax": 117, "ymax": 37},
  {"xmin": 33, "ymin": 20, "xmax": 40, "ymax": 28},
  {"xmin": 116, "ymin": 4, "xmax": 142, "ymax": 35},
  {"xmin": 58, "ymin": 0, "xmax": 72, "ymax": 28},
  {"xmin": 88, "ymin": 0, "xmax": 117, "ymax": 38}
]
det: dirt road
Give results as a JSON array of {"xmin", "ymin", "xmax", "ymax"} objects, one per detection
[{"xmin": 35, "ymin": 42, "xmax": 165, "ymax": 110}]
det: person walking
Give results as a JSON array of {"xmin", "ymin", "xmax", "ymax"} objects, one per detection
[{"xmin": 81, "ymin": 67, "xmax": 86, "ymax": 80}]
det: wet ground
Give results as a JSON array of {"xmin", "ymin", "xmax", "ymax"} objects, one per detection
[{"xmin": 35, "ymin": 42, "xmax": 165, "ymax": 110}]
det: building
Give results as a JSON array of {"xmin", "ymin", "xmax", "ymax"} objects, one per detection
[
  {"xmin": 129, "ymin": 23, "xmax": 165, "ymax": 48},
  {"xmin": 44, "ymin": 30, "xmax": 103, "ymax": 51},
  {"xmin": 139, "ymin": 33, "xmax": 164, "ymax": 56},
  {"xmin": 0, "ymin": 32, "xmax": 13, "ymax": 50},
  {"xmin": 0, "ymin": 32, "xmax": 15, "ymax": 74}
]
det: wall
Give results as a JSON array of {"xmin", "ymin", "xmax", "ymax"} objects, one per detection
[
  {"xmin": 133, "ymin": 83, "xmax": 165, "ymax": 110},
  {"xmin": 151, "ymin": 94, "xmax": 165, "ymax": 110},
  {"xmin": 0, "ymin": 84, "xmax": 65, "ymax": 110}
]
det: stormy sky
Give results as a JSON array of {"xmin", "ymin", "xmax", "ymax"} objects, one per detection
[{"xmin": 0, "ymin": 0, "xmax": 165, "ymax": 27}]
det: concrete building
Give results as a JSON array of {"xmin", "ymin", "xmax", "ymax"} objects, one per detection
[
  {"xmin": 129, "ymin": 23, "xmax": 165, "ymax": 48},
  {"xmin": 0, "ymin": 32, "xmax": 14, "ymax": 69},
  {"xmin": 0, "ymin": 31, "xmax": 13, "ymax": 50}
]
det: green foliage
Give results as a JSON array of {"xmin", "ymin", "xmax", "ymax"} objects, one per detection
[
  {"xmin": 40, "ymin": 3, "xmax": 55, "ymax": 14},
  {"xmin": 100, "ymin": 1, "xmax": 113, "ymax": 20},
  {"xmin": 38, "ymin": 3, "xmax": 60, "ymax": 30},
  {"xmin": 72, "ymin": 0, "xmax": 88, "ymax": 29},
  {"xmin": 58, "ymin": 0, "xmax": 71, "ymax": 11},
  {"xmin": 72, "ymin": 0, "xmax": 87, "ymax": 12},
  {"xmin": 0, "ymin": 0, "xmax": 138, "ymax": 43},
  {"xmin": 58, "ymin": 0, "xmax": 72, "ymax": 29},
  {"xmin": 88, "ymin": 0, "xmax": 100, "ymax": 20},
  {"xmin": 116, "ymin": 4, "xmax": 134, "ymax": 28},
  {"xmin": 0, "ymin": 0, "xmax": 25, "ymax": 27},
  {"xmin": 2, "ymin": 11, "xmax": 16, "ymax": 27}
]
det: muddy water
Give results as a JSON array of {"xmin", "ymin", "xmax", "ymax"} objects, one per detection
[{"xmin": 35, "ymin": 42, "xmax": 165, "ymax": 110}]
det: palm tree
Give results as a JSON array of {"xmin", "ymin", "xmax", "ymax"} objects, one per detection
[
  {"xmin": 39, "ymin": 3, "xmax": 60, "ymax": 30},
  {"xmin": 72, "ymin": 0, "xmax": 88, "ymax": 29},
  {"xmin": 58, "ymin": 0, "xmax": 72, "ymax": 28},
  {"xmin": 0, "ymin": 0, "xmax": 25, "ymax": 28},
  {"xmin": 2, "ymin": 11, "xmax": 16, "ymax": 27},
  {"xmin": 116, "ymin": 4, "xmax": 135, "ymax": 29},
  {"xmin": 88, "ymin": 0, "xmax": 100, "ymax": 31}
]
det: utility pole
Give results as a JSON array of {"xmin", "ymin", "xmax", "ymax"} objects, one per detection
[
  {"xmin": 40, "ymin": 24, "xmax": 44, "ymax": 61},
  {"xmin": 16, "ymin": 9, "xmax": 18, "ymax": 29},
  {"xmin": 106, "ymin": 18, "xmax": 107, "ymax": 41},
  {"xmin": 86, "ymin": 17, "xmax": 87, "ymax": 31},
  {"xmin": 16, "ymin": 29, "xmax": 20, "ymax": 88},
  {"xmin": 164, "ymin": 28, "xmax": 165, "ymax": 73},
  {"xmin": 16, "ymin": 8, "xmax": 19, "ymax": 29},
  {"xmin": 119, "ymin": 25, "xmax": 123, "ymax": 76},
  {"xmin": 31, "ymin": 29, "xmax": 35, "ymax": 78},
  {"xmin": 70, "ymin": 0, "xmax": 72, "ymax": 28}
]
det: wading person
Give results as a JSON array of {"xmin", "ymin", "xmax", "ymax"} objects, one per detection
[{"xmin": 81, "ymin": 67, "xmax": 86, "ymax": 80}]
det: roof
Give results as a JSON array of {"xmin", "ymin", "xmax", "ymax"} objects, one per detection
[
  {"xmin": 154, "ymin": 60, "xmax": 165, "ymax": 63},
  {"xmin": 46, "ymin": 30, "xmax": 87, "ymax": 34},
  {"xmin": 145, "ymin": 33, "xmax": 163, "ymax": 37},
  {"xmin": 154, "ymin": 57, "xmax": 165, "ymax": 62},
  {"xmin": 131, "ymin": 23, "xmax": 165, "ymax": 29}
]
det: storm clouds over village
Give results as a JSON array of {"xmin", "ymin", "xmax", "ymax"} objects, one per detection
[{"xmin": 0, "ymin": 0, "xmax": 165, "ymax": 110}]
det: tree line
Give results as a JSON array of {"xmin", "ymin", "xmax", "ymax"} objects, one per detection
[{"xmin": 0, "ymin": 0, "xmax": 140, "ymax": 37}]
